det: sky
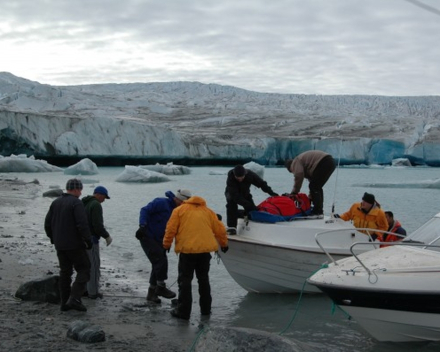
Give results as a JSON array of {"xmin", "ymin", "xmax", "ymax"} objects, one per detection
[{"xmin": 1, "ymin": 0, "xmax": 440, "ymax": 96}]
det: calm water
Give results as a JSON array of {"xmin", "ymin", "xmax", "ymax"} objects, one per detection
[{"xmin": 9, "ymin": 165, "xmax": 440, "ymax": 352}]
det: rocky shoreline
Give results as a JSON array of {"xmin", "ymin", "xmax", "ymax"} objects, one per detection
[{"xmin": 0, "ymin": 177, "xmax": 198, "ymax": 352}]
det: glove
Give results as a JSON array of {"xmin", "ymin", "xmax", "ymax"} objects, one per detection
[
  {"xmin": 164, "ymin": 246, "xmax": 171, "ymax": 253},
  {"xmin": 270, "ymin": 192, "xmax": 279, "ymax": 197},
  {"xmin": 85, "ymin": 239, "xmax": 93, "ymax": 250},
  {"xmin": 105, "ymin": 236, "xmax": 113, "ymax": 246},
  {"xmin": 135, "ymin": 226, "xmax": 146, "ymax": 240},
  {"xmin": 221, "ymin": 246, "xmax": 229, "ymax": 253},
  {"xmin": 333, "ymin": 214, "xmax": 340, "ymax": 218}
]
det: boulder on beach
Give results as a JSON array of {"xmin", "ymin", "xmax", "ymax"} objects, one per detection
[{"xmin": 15, "ymin": 275, "xmax": 60, "ymax": 304}]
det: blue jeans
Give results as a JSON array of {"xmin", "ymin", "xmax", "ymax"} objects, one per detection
[{"xmin": 140, "ymin": 236, "xmax": 168, "ymax": 286}]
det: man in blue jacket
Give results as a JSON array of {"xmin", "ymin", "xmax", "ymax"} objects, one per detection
[{"xmin": 136, "ymin": 189, "xmax": 192, "ymax": 303}]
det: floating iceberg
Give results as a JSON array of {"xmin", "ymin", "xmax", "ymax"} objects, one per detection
[
  {"xmin": 391, "ymin": 158, "xmax": 412, "ymax": 167},
  {"xmin": 64, "ymin": 158, "xmax": 99, "ymax": 175},
  {"xmin": 0, "ymin": 154, "xmax": 62, "ymax": 173},
  {"xmin": 115, "ymin": 165, "xmax": 170, "ymax": 183},
  {"xmin": 138, "ymin": 162, "xmax": 191, "ymax": 175},
  {"xmin": 244, "ymin": 161, "xmax": 265, "ymax": 179}
]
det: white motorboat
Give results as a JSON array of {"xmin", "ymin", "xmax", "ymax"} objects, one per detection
[
  {"xmin": 219, "ymin": 215, "xmax": 383, "ymax": 294},
  {"xmin": 307, "ymin": 212, "xmax": 440, "ymax": 342}
]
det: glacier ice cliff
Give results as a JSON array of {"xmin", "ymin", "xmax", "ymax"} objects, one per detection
[{"xmin": 1, "ymin": 72, "xmax": 440, "ymax": 166}]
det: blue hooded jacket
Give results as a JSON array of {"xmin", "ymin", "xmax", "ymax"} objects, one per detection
[{"xmin": 139, "ymin": 191, "xmax": 177, "ymax": 242}]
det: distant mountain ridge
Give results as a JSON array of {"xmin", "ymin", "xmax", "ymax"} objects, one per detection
[{"xmin": 1, "ymin": 72, "xmax": 440, "ymax": 165}]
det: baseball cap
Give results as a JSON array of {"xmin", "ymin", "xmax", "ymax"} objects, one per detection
[{"xmin": 94, "ymin": 186, "xmax": 110, "ymax": 199}]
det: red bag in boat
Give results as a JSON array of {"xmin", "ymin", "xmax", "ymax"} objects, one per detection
[{"xmin": 257, "ymin": 194, "xmax": 311, "ymax": 216}]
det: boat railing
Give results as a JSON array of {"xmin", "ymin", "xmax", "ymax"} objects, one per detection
[
  {"xmin": 348, "ymin": 241, "xmax": 440, "ymax": 275},
  {"xmin": 315, "ymin": 228, "xmax": 405, "ymax": 265}
]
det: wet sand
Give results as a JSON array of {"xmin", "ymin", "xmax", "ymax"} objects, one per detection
[{"xmin": 0, "ymin": 177, "xmax": 199, "ymax": 352}]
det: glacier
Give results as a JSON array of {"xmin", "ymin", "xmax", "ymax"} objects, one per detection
[{"xmin": 1, "ymin": 72, "xmax": 440, "ymax": 166}]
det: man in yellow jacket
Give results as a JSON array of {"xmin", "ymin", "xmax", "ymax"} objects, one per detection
[
  {"xmin": 335, "ymin": 192, "xmax": 388, "ymax": 241},
  {"xmin": 163, "ymin": 196, "xmax": 228, "ymax": 320}
]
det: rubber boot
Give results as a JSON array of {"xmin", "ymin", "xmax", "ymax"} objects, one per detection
[{"xmin": 146, "ymin": 287, "xmax": 161, "ymax": 303}]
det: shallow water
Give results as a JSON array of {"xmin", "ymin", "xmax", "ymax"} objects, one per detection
[{"xmin": 6, "ymin": 165, "xmax": 440, "ymax": 351}]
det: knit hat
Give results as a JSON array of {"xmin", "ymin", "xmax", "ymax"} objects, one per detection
[
  {"xmin": 176, "ymin": 189, "xmax": 192, "ymax": 201},
  {"xmin": 66, "ymin": 178, "xmax": 83, "ymax": 190},
  {"xmin": 94, "ymin": 186, "xmax": 110, "ymax": 199},
  {"xmin": 233, "ymin": 165, "xmax": 246, "ymax": 177},
  {"xmin": 362, "ymin": 192, "xmax": 375, "ymax": 205}
]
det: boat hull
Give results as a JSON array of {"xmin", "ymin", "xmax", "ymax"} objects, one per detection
[
  {"xmin": 307, "ymin": 245, "xmax": 440, "ymax": 342},
  {"xmin": 219, "ymin": 218, "xmax": 364, "ymax": 293}
]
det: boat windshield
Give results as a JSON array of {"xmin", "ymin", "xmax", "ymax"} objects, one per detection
[{"xmin": 406, "ymin": 214, "xmax": 440, "ymax": 249}]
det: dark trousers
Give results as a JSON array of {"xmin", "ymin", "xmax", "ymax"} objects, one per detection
[
  {"xmin": 309, "ymin": 155, "xmax": 336, "ymax": 214},
  {"xmin": 176, "ymin": 253, "xmax": 212, "ymax": 317},
  {"xmin": 140, "ymin": 236, "xmax": 168, "ymax": 286},
  {"xmin": 57, "ymin": 248, "xmax": 91, "ymax": 304},
  {"xmin": 226, "ymin": 194, "xmax": 256, "ymax": 228}
]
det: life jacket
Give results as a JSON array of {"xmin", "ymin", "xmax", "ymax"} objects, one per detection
[
  {"xmin": 257, "ymin": 194, "xmax": 311, "ymax": 217},
  {"xmin": 381, "ymin": 220, "xmax": 405, "ymax": 248}
]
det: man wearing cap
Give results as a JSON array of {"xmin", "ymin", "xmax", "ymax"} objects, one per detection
[
  {"xmin": 44, "ymin": 179, "xmax": 92, "ymax": 312},
  {"xmin": 225, "ymin": 164, "xmax": 278, "ymax": 235},
  {"xmin": 334, "ymin": 192, "xmax": 388, "ymax": 240},
  {"xmin": 284, "ymin": 150, "xmax": 336, "ymax": 216},
  {"xmin": 136, "ymin": 189, "xmax": 192, "ymax": 303},
  {"xmin": 82, "ymin": 186, "xmax": 113, "ymax": 299}
]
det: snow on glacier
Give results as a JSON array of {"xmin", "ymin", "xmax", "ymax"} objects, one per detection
[{"xmin": 1, "ymin": 72, "xmax": 440, "ymax": 166}]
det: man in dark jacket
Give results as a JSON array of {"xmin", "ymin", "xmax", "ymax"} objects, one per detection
[
  {"xmin": 136, "ymin": 189, "xmax": 192, "ymax": 303},
  {"xmin": 82, "ymin": 186, "xmax": 112, "ymax": 299},
  {"xmin": 225, "ymin": 165, "xmax": 278, "ymax": 235},
  {"xmin": 44, "ymin": 179, "xmax": 91, "ymax": 312}
]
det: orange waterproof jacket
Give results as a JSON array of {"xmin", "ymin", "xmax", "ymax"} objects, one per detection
[
  {"xmin": 163, "ymin": 196, "xmax": 228, "ymax": 254},
  {"xmin": 339, "ymin": 202, "xmax": 388, "ymax": 240}
]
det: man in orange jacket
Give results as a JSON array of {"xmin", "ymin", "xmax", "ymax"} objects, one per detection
[
  {"xmin": 335, "ymin": 192, "xmax": 388, "ymax": 241},
  {"xmin": 163, "ymin": 195, "xmax": 228, "ymax": 320}
]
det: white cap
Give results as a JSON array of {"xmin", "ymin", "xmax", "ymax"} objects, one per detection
[{"xmin": 176, "ymin": 189, "xmax": 192, "ymax": 201}]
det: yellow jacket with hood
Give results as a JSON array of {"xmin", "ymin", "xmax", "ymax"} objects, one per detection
[
  {"xmin": 340, "ymin": 202, "xmax": 388, "ymax": 240},
  {"xmin": 163, "ymin": 196, "xmax": 228, "ymax": 253}
]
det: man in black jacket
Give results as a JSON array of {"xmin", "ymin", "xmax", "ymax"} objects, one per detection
[
  {"xmin": 44, "ymin": 179, "xmax": 92, "ymax": 312},
  {"xmin": 224, "ymin": 165, "xmax": 278, "ymax": 234}
]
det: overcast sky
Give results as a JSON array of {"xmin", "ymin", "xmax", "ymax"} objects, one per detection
[{"xmin": 1, "ymin": 0, "xmax": 439, "ymax": 96}]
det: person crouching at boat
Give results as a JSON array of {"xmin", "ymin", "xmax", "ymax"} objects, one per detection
[
  {"xmin": 224, "ymin": 165, "xmax": 278, "ymax": 235},
  {"xmin": 334, "ymin": 192, "xmax": 388, "ymax": 241}
]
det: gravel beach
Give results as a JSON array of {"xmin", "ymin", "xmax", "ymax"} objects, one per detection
[{"xmin": 0, "ymin": 177, "xmax": 199, "ymax": 352}]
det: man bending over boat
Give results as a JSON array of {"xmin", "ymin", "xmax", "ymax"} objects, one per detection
[
  {"xmin": 334, "ymin": 192, "xmax": 388, "ymax": 241},
  {"xmin": 225, "ymin": 165, "xmax": 278, "ymax": 235},
  {"xmin": 284, "ymin": 150, "xmax": 335, "ymax": 216}
]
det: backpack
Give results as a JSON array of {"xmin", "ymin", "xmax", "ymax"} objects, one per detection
[{"xmin": 257, "ymin": 194, "xmax": 311, "ymax": 216}]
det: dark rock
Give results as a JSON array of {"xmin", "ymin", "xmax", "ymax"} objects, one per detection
[
  {"xmin": 67, "ymin": 320, "xmax": 106, "ymax": 343},
  {"xmin": 15, "ymin": 275, "xmax": 60, "ymax": 303},
  {"xmin": 43, "ymin": 189, "xmax": 63, "ymax": 198},
  {"xmin": 195, "ymin": 326, "xmax": 312, "ymax": 352}
]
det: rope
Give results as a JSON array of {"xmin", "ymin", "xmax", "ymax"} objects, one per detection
[
  {"xmin": 278, "ymin": 265, "xmax": 326, "ymax": 335},
  {"xmin": 187, "ymin": 325, "xmax": 208, "ymax": 352}
]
